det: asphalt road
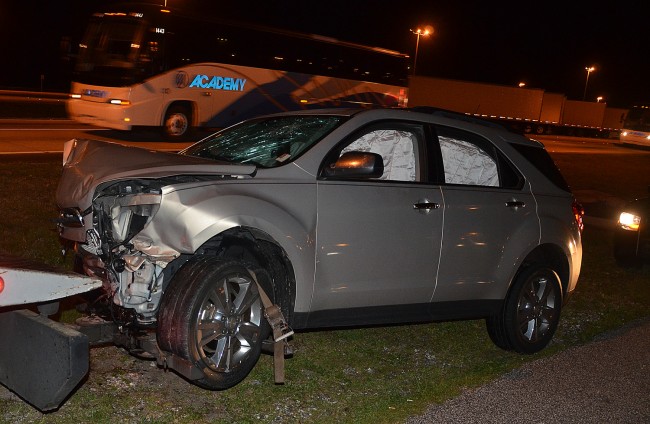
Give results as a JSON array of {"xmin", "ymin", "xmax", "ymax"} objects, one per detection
[
  {"xmin": 0, "ymin": 119, "xmax": 197, "ymax": 154},
  {"xmin": 0, "ymin": 118, "xmax": 636, "ymax": 155},
  {"xmin": 405, "ymin": 318, "xmax": 650, "ymax": 423}
]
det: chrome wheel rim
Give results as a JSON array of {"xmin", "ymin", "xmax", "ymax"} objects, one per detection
[
  {"xmin": 516, "ymin": 275, "xmax": 558, "ymax": 343},
  {"xmin": 166, "ymin": 113, "xmax": 188, "ymax": 136},
  {"xmin": 195, "ymin": 274, "xmax": 263, "ymax": 372}
]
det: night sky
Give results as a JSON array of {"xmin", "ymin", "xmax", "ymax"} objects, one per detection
[{"xmin": 1, "ymin": 0, "xmax": 647, "ymax": 108}]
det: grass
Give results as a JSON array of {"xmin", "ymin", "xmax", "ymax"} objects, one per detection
[
  {"xmin": 0, "ymin": 157, "xmax": 65, "ymax": 265},
  {"xmin": 0, "ymin": 99, "xmax": 67, "ymax": 119},
  {"xmin": 552, "ymin": 151, "xmax": 650, "ymax": 201},
  {"xmin": 0, "ymin": 155, "xmax": 649, "ymax": 423}
]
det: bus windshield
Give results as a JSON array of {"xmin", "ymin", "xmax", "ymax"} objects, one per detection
[
  {"xmin": 74, "ymin": 15, "xmax": 154, "ymax": 86},
  {"xmin": 180, "ymin": 115, "xmax": 344, "ymax": 168}
]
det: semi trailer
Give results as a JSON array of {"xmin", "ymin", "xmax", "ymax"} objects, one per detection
[{"xmin": 408, "ymin": 75, "xmax": 627, "ymax": 137}]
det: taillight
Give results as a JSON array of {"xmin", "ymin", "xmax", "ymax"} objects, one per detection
[
  {"xmin": 572, "ymin": 200, "xmax": 585, "ymax": 233},
  {"xmin": 0, "ymin": 275, "xmax": 4, "ymax": 294}
]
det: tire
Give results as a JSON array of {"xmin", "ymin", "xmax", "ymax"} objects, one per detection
[
  {"xmin": 486, "ymin": 266, "xmax": 562, "ymax": 354},
  {"xmin": 157, "ymin": 256, "xmax": 269, "ymax": 389},
  {"xmin": 163, "ymin": 104, "xmax": 192, "ymax": 139},
  {"xmin": 614, "ymin": 253, "xmax": 642, "ymax": 268},
  {"xmin": 613, "ymin": 235, "xmax": 643, "ymax": 268}
]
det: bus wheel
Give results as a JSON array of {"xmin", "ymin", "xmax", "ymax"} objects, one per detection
[{"xmin": 163, "ymin": 105, "xmax": 192, "ymax": 139}]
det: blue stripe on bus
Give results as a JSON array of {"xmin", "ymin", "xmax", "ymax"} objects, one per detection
[{"xmin": 206, "ymin": 72, "xmax": 398, "ymax": 127}]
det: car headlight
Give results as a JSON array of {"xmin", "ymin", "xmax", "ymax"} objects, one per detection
[
  {"xmin": 618, "ymin": 212, "xmax": 641, "ymax": 231},
  {"xmin": 94, "ymin": 180, "xmax": 165, "ymax": 244},
  {"xmin": 108, "ymin": 193, "xmax": 162, "ymax": 243}
]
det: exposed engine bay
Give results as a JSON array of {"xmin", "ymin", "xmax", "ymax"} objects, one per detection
[{"xmin": 70, "ymin": 176, "xmax": 216, "ymax": 324}]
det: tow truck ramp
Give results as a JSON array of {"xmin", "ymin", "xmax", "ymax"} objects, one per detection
[{"xmin": 0, "ymin": 255, "xmax": 102, "ymax": 411}]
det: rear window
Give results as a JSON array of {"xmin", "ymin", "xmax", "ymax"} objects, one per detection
[{"xmin": 511, "ymin": 144, "xmax": 571, "ymax": 192}]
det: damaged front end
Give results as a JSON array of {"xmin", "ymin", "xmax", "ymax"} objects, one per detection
[
  {"xmin": 61, "ymin": 178, "xmax": 176, "ymax": 325},
  {"xmin": 54, "ymin": 138, "xmax": 293, "ymax": 391},
  {"xmin": 56, "ymin": 139, "xmax": 257, "ymax": 328}
]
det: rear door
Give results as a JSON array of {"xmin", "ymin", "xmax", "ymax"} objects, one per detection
[{"xmin": 431, "ymin": 125, "xmax": 539, "ymax": 303}]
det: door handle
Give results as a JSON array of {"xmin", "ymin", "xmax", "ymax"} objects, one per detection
[
  {"xmin": 505, "ymin": 200, "xmax": 526, "ymax": 208},
  {"xmin": 413, "ymin": 202, "xmax": 440, "ymax": 210}
]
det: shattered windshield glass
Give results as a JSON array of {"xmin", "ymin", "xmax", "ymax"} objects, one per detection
[{"xmin": 180, "ymin": 115, "xmax": 345, "ymax": 167}]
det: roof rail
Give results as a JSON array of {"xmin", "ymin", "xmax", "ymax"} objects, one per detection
[{"xmin": 409, "ymin": 106, "xmax": 509, "ymax": 131}]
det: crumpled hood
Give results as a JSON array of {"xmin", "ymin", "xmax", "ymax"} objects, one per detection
[{"xmin": 56, "ymin": 138, "xmax": 256, "ymax": 209}]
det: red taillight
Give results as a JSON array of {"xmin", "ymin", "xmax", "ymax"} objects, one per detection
[
  {"xmin": 0, "ymin": 276, "xmax": 4, "ymax": 294},
  {"xmin": 572, "ymin": 200, "xmax": 585, "ymax": 233}
]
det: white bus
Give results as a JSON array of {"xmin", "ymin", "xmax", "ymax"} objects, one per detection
[
  {"xmin": 619, "ymin": 104, "xmax": 650, "ymax": 147},
  {"xmin": 67, "ymin": 3, "xmax": 409, "ymax": 138}
]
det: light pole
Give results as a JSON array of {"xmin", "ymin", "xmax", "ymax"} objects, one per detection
[
  {"xmin": 410, "ymin": 26, "xmax": 432, "ymax": 75},
  {"xmin": 583, "ymin": 66, "xmax": 595, "ymax": 101}
]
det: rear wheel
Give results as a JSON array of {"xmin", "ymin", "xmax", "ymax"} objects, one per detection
[
  {"xmin": 486, "ymin": 266, "xmax": 562, "ymax": 354},
  {"xmin": 157, "ymin": 256, "xmax": 269, "ymax": 389},
  {"xmin": 613, "ymin": 232, "xmax": 643, "ymax": 268},
  {"xmin": 163, "ymin": 104, "xmax": 192, "ymax": 139},
  {"xmin": 614, "ymin": 253, "xmax": 642, "ymax": 268}
]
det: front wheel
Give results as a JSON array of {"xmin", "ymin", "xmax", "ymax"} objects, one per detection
[
  {"xmin": 157, "ymin": 256, "xmax": 269, "ymax": 389},
  {"xmin": 486, "ymin": 266, "xmax": 562, "ymax": 354}
]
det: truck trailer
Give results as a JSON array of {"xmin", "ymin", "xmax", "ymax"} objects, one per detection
[{"xmin": 408, "ymin": 75, "xmax": 626, "ymax": 137}]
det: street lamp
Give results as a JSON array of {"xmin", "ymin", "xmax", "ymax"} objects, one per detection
[
  {"xmin": 596, "ymin": 96, "xmax": 603, "ymax": 103},
  {"xmin": 583, "ymin": 66, "xmax": 595, "ymax": 101},
  {"xmin": 410, "ymin": 26, "xmax": 433, "ymax": 75}
]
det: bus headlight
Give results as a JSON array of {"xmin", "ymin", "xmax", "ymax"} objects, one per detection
[{"xmin": 110, "ymin": 99, "xmax": 131, "ymax": 105}]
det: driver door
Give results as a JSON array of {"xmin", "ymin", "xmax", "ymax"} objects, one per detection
[{"xmin": 311, "ymin": 122, "xmax": 443, "ymax": 323}]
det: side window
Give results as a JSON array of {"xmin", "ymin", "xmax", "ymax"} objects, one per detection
[
  {"xmin": 340, "ymin": 127, "xmax": 421, "ymax": 182},
  {"xmin": 436, "ymin": 127, "xmax": 499, "ymax": 187}
]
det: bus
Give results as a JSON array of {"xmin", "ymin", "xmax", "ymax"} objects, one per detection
[
  {"xmin": 619, "ymin": 104, "xmax": 650, "ymax": 147},
  {"xmin": 67, "ymin": 3, "xmax": 410, "ymax": 138}
]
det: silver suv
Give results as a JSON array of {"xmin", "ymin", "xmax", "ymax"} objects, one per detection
[{"xmin": 56, "ymin": 108, "xmax": 583, "ymax": 389}]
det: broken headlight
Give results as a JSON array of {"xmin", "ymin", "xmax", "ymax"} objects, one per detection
[{"xmin": 94, "ymin": 180, "xmax": 164, "ymax": 245}]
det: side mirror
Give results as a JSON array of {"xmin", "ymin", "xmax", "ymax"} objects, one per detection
[{"xmin": 322, "ymin": 151, "xmax": 384, "ymax": 179}]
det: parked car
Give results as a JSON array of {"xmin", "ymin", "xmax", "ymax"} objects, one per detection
[
  {"xmin": 56, "ymin": 108, "xmax": 583, "ymax": 390},
  {"xmin": 614, "ymin": 190, "xmax": 649, "ymax": 267}
]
